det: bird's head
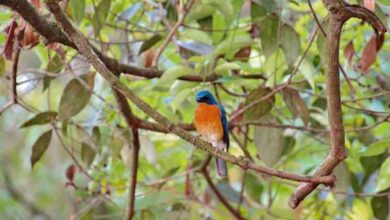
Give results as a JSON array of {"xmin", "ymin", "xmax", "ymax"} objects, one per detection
[{"xmin": 196, "ymin": 90, "xmax": 218, "ymax": 105}]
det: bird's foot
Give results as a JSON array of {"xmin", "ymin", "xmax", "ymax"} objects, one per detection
[{"xmin": 191, "ymin": 135, "xmax": 201, "ymax": 144}]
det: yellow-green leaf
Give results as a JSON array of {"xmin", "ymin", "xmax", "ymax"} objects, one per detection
[
  {"xmin": 81, "ymin": 142, "xmax": 96, "ymax": 167},
  {"xmin": 58, "ymin": 73, "xmax": 95, "ymax": 120},
  {"xmin": 31, "ymin": 130, "xmax": 52, "ymax": 168},
  {"xmin": 377, "ymin": 157, "xmax": 390, "ymax": 192},
  {"xmin": 243, "ymin": 87, "xmax": 273, "ymax": 121},
  {"xmin": 20, "ymin": 111, "xmax": 57, "ymax": 128},
  {"xmin": 282, "ymin": 88, "xmax": 310, "ymax": 126}
]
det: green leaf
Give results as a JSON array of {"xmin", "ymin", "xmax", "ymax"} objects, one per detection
[
  {"xmin": 212, "ymin": 12, "xmax": 226, "ymax": 43},
  {"xmin": 245, "ymin": 173, "xmax": 263, "ymax": 201},
  {"xmin": 258, "ymin": 14, "xmax": 279, "ymax": 57},
  {"xmin": 138, "ymin": 35, "xmax": 162, "ymax": 55},
  {"xmin": 377, "ymin": 157, "xmax": 390, "ymax": 192},
  {"xmin": 280, "ymin": 24, "xmax": 301, "ymax": 66},
  {"xmin": 20, "ymin": 111, "xmax": 57, "ymax": 128},
  {"xmin": 253, "ymin": 0, "xmax": 277, "ymax": 12},
  {"xmin": 216, "ymin": 34, "xmax": 253, "ymax": 57},
  {"xmin": 214, "ymin": 62, "xmax": 240, "ymax": 74},
  {"xmin": 47, "ymin": 54, "xmax": 63, "ymax": 73},
  {"xmin": 359, "ymin": 140, "xmax": 390, "ymax": 157},
  {"xmin": 282, "ymin": 88, "xmax": 310, "ymax": 125},
  {"xmin": 93, "ymin": 0, "xmax": 111, "ymax": 35},
  {"xmin": 81, "ymin": 142, "xmax": 96, "ymax": 167},
  {"xmin": 140, "ymin": 209, "xmax": 155, "ymax": 220},
  {"xmin": 171, "ymin": 88, "xmax": 192, "ymax": 112},
  {"xmin": 30, "ymin": 130, "xmax": 52, "ymax": 168},
  {"xmin": 333, "ymin": 162, "xmax": 350, "ymax": 203},
  {"xmin": 378, "ymin": 0, "xmax": 390, "ymax": 5},
  {"xmin": 58, "ymin": 73, "xmax": 95, "ymax": 120},
  {"xmin": 186, "ymin": 2, "xmax": 215, "ymax": 22},
  {"xmin": 371, "ymin": 196, "xmax": 389, "ymax": 220},
  {"xmin": 243, "ymin": 87, "xmax": 274, "ymax": 121},
  {"xmin": 282, "ymin": 136, "xmax": 296, "ymax": 155},
  {"xmin": 159, "ymin": 66, "xmax": 192, "ymax": 84},
  {"xmin": 69, "ymin": 0, "xmax": 85, "ymax": 23},
  {"xmin": 92, "ymin": 126, "xmax": 101, "ymax": 146},
  {"xmin": 254, "ymin": 117, "xmax": 283, "ymax": 166},
  {"xmin": 251, "ymin": 1, "xmax": 267, "ymax": 22}
]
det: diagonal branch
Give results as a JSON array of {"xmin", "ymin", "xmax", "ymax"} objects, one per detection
[
  {"xmin": 44, "ymin": 0, "xmax": 336, "ymax": 189},
  {"xmin": 203, "ymin": 170, "xmax": 244, "ymax": 219},
  {"xmin": 152, "ymin": 0, "xmax": 195, "ymax": 67}
]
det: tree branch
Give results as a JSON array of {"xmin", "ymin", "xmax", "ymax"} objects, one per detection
[
  {"xmin": 44, "ymin": 0, "xmax": 335, "ymax": 190},
  {"xmin": 152, "ymin": 0, "xmax": 195, "ymax": 67},
  {"xmin": 0, "ymin": 0, "xmax": 264, "ymax": 82},
  {"xmin": 113, "ymin": 90, "xmax": 140, "ymax": 220},
  {"xmin": 203, "ymin": 170, "xmax": 244, "ymax": 219},
  {"xmin": 288, "ymin": 0, "xmax": 386, "ymax": 209}
]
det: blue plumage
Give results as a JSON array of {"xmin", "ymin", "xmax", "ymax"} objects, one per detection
[{"xmin": 195, "ymin": 90, "xmax": 229, "ymax": 176}]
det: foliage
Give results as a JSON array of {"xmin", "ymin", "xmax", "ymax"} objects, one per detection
[{"xmin": 0, "ymin": 0, "xmax": 389, "ymax": 219}]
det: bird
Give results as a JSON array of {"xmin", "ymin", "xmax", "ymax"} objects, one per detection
[{"xmin": 194, "ymin": 90, "xmax": 229, "ymax": 177}]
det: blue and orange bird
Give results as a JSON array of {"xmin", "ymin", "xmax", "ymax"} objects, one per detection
[{"xmin": 194, "ymin": 90, "xmax": 229, "ymax": 177}]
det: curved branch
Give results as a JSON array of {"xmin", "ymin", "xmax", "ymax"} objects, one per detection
[
  {"xmin": 44, "ymin": 0, "xmax": 336, "ymax": 187},
  {"xmin": 288, "ymin": 0, "xmax": 386, "ymax": 209}
]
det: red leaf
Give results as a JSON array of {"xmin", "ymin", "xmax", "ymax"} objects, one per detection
[
  {"xmin": 19, "ymin": 25, "xmax": 40, "ymax": 49},
  {"xmin": 344, "ymin": 41, "xmax": 355, "ymax": 67},
  {"xmin": 2, "ymin": 20, "xmax": 18, "ymax": 60},
  {"xmin": 358, "ymin": 35, "xmax": 379, "ymax": 73},
  {"xmin": 29, "ymin": 0, "xmax": 41, "ymax": 8},
  {"xmin": 234, "ymin": 46, "xmax": 251, "ymax": 61},
  {"xmin": 364, "ymin": 0, "xmax": 375, "ymax": 11},
  {"xmin": 143, "ymin": 48, "xmax": 155, "ymax": 68},
  {"xmin": 66, "ymin": 164, "xmax": 77, "ymax": 182}
]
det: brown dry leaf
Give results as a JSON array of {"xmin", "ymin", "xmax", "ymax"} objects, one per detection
[
  {"xmin": 344, "ymin": 41, "xmax": 355, "ymax": 67},
  {"xmin": 143, "ymin": 48, "xmax": 155, "ymax": 68},
  {"xmin": 19, "ymin": 25, "xmax": 40, "ymax": 49},
  {"xmin": 234, "ymin": 46, "xmax": 251, "ymax": 61},
  {"xmin": 66, "ymin": 164, "xmax": 77, "ymax": 182},
  {"xmin": 364, "ymin": 0, "xmax": 375, "ymax": 11},
  {"xmin": 358, "ymin": 35, "xmax": 378, "ymax": 73}
]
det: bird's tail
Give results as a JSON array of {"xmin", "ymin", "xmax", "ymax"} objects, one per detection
[{"xmin": 216, "ymin": 158, "xmax": 227, "ymax": 177}]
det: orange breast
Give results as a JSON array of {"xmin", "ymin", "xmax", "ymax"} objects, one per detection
[{"xmin": 194, "ymin": 103, "xmax": 224, "ymax": 142}]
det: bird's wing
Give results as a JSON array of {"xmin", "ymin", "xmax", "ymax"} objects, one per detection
[{"xmin": 218, "ymin": 104, "xmax": 229, "ymax": 149}]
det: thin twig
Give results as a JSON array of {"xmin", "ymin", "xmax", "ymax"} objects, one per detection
[
  {"xmin": 113, "ymin": 90, "xmax": 140, "ymax": 220},
  {"xmin": 151, "ymin": 0, "xmax": 195, "ymax": 67},
  {"xmin": 203, "ymin": 170, "xmax": 245, "ymax": 219}
]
